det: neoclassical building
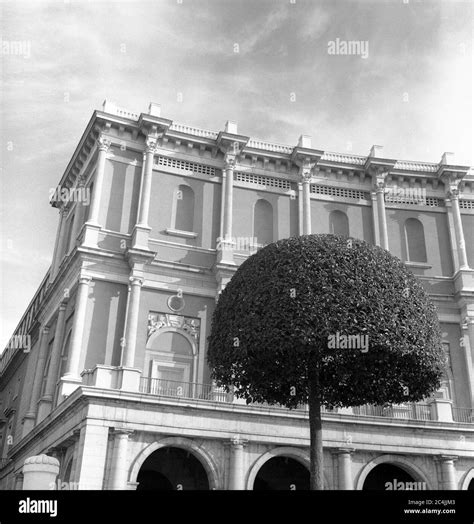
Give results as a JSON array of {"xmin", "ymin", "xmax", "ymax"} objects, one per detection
[{"xmin": 1, "ymin": 100, "xmax": 473, "ymax": 491}]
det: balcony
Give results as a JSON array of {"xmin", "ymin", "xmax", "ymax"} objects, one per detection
[
  {"xmin": 139, "ymin": 377, "xmax": 230, "ymax": 402},
  {"xmin": 352, "ymin": 403, "xmax": 432, "ymax": 421},
  {"xmin": 452, "ymin": 407, "xmax": 474, "ymax": 423},
  {"xmin": 137, "ymin": 377, "xmax": 473, "ymax": 424}
]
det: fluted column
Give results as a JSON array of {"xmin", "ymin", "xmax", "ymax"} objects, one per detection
[
  {"xmin": 121, "ymin": 276, "xmax": 144, "ymax": 368},
  {"xmin": 109, "ymin": 429, "xmax": 134, "ymax": 490},
  {"xmin": 216, "ymin": 152, "xmax": 236, "ymax": 264},
  {"xmin": 447, "ymin": 184, "xmax": 469, "ymax": 269},
  {"xmin": 37, "ymin": 302, "xmax": 68, "ymax": 421},
  {"xmin": 63, "ymin": 276, "xmax": 91, "ymax": 380},
  {"xmin": 50, "ymin": 207, "xmax": 69, "ymax": 282},
  {"xmin": 219, "ymin": 167, "xmax": 227, "ymax": 240},
  {"xmin": 436, "ymin": 455, "xmax": 458, "ymax": 489},
  {"xmin": 228, "ymin": 435, "xmax": 247, "ymax": 490},
  {"xmin": 87, "ymin": 135, "xmax": 110, "ymax": 225},
  {"xmin": 82, "ymin": 136, "xmax": 110, "ymax": 248},
  {"xmin": 297, "ymin": 182, "xmax": 304, "ymax": 235},
  {"xmin": 461, "ymin": 316, "xmax": 474, "ymax": 408},
  {"xmin": 301, "ymin": 167, "xmax": 312, "ymax": 235},
  {"xmin": 370, "ymin": 191, "xmax": 380, "ymax": 246},
  {"xmin": 69, "ymin": 176, "xmax": 86, "ymax": 250},
  {"xmin": 132, "ymin": 137, "xmax": 158, "ymax": 249},
  {"xmin": 374, "ymin": 173, "xmax": 389, "ymax": 250},
  {"xmin": 22, "ymin": 326, "xmax": 50, "ymax": 435},
  {"xmin": 332, "ymin": 448, "xmax": 354, "ymax": 490},
  {"xmin": 223, "ymin": 153, "xmax": 235, "ymax": 241},
  {"xmin": 137, "ymin": 136, "xmax": 158, "ymax": 227}
]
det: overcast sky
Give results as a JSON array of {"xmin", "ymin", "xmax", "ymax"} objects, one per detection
[{"xmin": 0, "ymin": 0, "xmax": 472, "ymax": 350}]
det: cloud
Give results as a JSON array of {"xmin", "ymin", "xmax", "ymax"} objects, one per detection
[{"xmin": 0, "ymin": 0, "xmax": 472, "ymax": 352}]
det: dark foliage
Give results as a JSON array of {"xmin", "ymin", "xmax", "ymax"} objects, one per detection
[{"xmin": 208, "ymin": 234, "xmax": 444, "ymax": 409}]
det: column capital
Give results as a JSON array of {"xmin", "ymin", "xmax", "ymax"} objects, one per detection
[
  {"xmin": 224, "ymin": 152, "xmax": 237, "ymax": 170},
  {"xmin": 59, "ymin": 205, "xmax": 70, "ymax": 217},
  {"xmin": 461, "ymin": 315, "xmax": 474, "ymax": 329},
  {"xmin": 297, "ymin": 159, "xmax": 317, "ymax": 181},
  {"xmin": 145, "ymin": 135, "xmax": 159, "ymax": 155},
  {"xmin": 78, "ymin": 275, "xmax": 92, "ymax": 286},
  {"xmin": 112, "ymin": 428, "xmax": 134, "ymax": 438},
  {"xmin": 446, "ymin": 185, "xmax": 460, "ymax": 200},
  {"xmin": 230, "ymin": 435, "xmax": 248, "ymax": 447},
  {"xmin": 435, "ymin": 454, "xmax": 458, "ymax": 463},
  {"xmin": 300, "ymin": 167, "xmax": 313, "ymax": 182},
  {"xmin": 332, "ymin": 447, "xmax": 355, "ymax": 456},
  {"xmin": 373, "ymin": 171, "xmax": 389, "ymax": 192},
  {"xmin": 77, "ymin": 174, "xmax": 87, "ymax": 188},
  {"xmin": 97, "ymin": 135, "xmax": 112, "ymax": 152},
  {"xmin": 58, "ymin": 301, "xmax": 68, "ymax": 312},
  {"xmin": 129, "ymin": 275, "xmax": 144, "ymax": 287}
]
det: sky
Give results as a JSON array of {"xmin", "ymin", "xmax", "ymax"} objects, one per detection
[{"xmin": 0, "ymin": 0, "xmax": 472, "ymax": 351}]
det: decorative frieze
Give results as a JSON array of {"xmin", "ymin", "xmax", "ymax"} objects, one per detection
[{"xmin": 147, "ymin": 312, "xmax": 200, "ymax": 342}]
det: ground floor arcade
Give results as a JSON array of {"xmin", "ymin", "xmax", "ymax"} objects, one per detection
[{"xmin": 2, "ymin": 385, "xmax": 474, "ymax": 491}]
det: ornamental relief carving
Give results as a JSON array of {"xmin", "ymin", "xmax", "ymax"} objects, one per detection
[
  {"xmin": 147, "ymin": 312, "xmax": 200, "ymax": 343},
  {"xmin": 97, "ymin": 135, "xmax": 111, "ymax": 151},
  {"xmin": 446, "ymin": 185, "xmax": 460, "ymax": 199},
  {"xmin": 145, "ymin": 136, "xmax": 159, "ymax": 154},
  {"xmin": 224, "ymin": 152, "xmax": 237, "ymax": 169}
]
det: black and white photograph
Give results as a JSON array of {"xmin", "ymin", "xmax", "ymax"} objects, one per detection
[{"xmin": 0, "ymin": 0, "xmax": 473, "ymax": 521}]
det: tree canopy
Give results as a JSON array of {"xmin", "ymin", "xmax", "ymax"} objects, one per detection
[{"xmin": 207, "ymin": 234, "xmax": 444, "ymax": 409}]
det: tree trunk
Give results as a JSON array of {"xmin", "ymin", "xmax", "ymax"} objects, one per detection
[{"xmin": 308, "ymin": 368, "xmax": 324, "ymax": 490}]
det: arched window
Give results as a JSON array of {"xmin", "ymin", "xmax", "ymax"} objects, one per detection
[
  {"xmin": 329, "ymin": 210, "xmax": 349, "ymax": 237},
  {"xmin": 404, "ymin": 218, "xmax": 427, "ymax": 262},
  {"xmin": 146, "ymin": 331, "xmax": 195, "ymax": 395},
  {"xmin": 174, "ymin": 185, "xmax": 195, "ymax": 232},
  {"xmin": 254, "ymin": 199, "xmax": 273, "ymax": 246}
]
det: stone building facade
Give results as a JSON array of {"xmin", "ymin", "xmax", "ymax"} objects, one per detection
[{"xmin": 0, "ymin": 100, "xmax": 473, "ymax": 490}]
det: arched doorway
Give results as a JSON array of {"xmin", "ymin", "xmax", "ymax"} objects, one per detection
[
  {"xmin": 136, "ymin": 447, "xmax": 210, "ymax": 490},
  {"xmin": 253, "ymin": 456, "xmax": 310, "ymax": 490},
  {"xmin": 468, "ymin": 478, "xmax": 474, "ymax": 490},
  {"xmin": 363, "ymin": 463, "xmax": 420, "ymax": 490}
]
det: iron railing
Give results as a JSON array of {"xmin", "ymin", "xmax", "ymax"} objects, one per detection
[
  {"xmin": 353, "ymin": 403, "xmax": 432, "ymax": 421},
  {"xmin": 139, "ymin": 377, "xmax": 230, "ymax": 403},
  {"xmin": 138, "ymin": 378, "xmax": 473, "ymax": 424},
  {"xmin": 452, "ymin": 407, "xmax": 474, "ymax": 423}
]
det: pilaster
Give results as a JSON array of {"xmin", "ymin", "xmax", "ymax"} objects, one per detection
[{"xmin": 82, "ymin": 134, "xmax": 111, "ymax": 248}]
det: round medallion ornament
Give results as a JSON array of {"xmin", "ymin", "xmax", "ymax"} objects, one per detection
[{"xmin": 168, "ymin": 294, "xmax": 185, "ymax": 312}]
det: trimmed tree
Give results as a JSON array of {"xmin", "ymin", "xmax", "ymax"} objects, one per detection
[{"xmin": 207, "ymin": 234, "xmax": 445, "ymax": 490}]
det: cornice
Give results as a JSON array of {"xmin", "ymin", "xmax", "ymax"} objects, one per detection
[{"xmin": 53, "ymin": 103, "xmax": 473, "ymax": 201}]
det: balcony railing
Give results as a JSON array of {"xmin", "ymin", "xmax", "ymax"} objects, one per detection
[
  {"xmin": 353, "ymin": 403, "xmax": 432, "ymax": 421},
  {"xmin": 139, "ymin": 378, "xmax": 472, "ymax": 423},
  {"xmin": 452, "ymin": 407, "xmax": 474, "ymax": 423},
  {"xmin": 139, "ymin": 377, "xmax": 230, "ymax": 402}
]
